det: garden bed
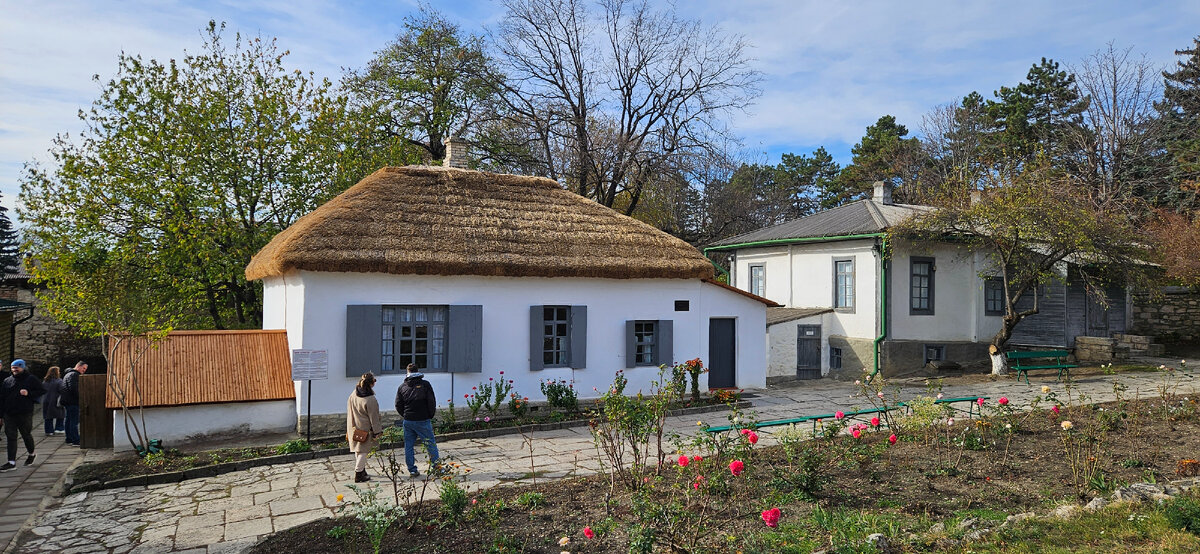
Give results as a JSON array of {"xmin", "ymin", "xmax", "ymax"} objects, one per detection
[
  {"xmin": 65, "ymin": 399, "xmax": 747, "ymax": 494},
  {"xmin": 253, "ymin": 390, "xmax": 1200, "ymax": 553}
]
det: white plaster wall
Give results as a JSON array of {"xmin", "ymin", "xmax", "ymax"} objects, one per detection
[
  {"xmin": 731, "ymin": 246, "xmax": 790, "ymax": 306},
  {"xmin": 261, "ymin": 272, "xmax": 768, "ymax": 416},
  {"xmin": 766, "ymin": 313, "xmax": 828, "ymax": 378},
  {"xmin": 263, "ymin": 274, "xmax": 309, "ymax": 403},
  {"xmin": 734, "ymin": 240, "xmax": 879, "ymax": 341},
  {"xmin": 111, "ymin": 400, "xmax": 296, "ymax": 452},
  {"xmin": 890, "ymin": 242, "xmax": 1004, "ymax": 342}
]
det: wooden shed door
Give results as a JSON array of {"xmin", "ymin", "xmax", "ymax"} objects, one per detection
[
  {"xmin": 80, "ymin": 373, "xmax": 113, "ymax": 449},
  {"xmin": 708, "ymin": 318, "xmax": 736, "ymax": 389},
  {"xmin": 1086, "ymin": 292, "xmax": 1109, "ymax": 337},
  {"xmin": 796, "ymin": 325, "xmax": 821, "ymax": 379}
]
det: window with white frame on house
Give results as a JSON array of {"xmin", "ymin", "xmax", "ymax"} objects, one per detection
[
  {"xmin": 910, "ymin": 257, "xmax": 934, "ymax": 315},
  {"xmin": 749, "ymin": 264, "xmax": 765, "ymax": 297},
  {"xmin": 984, "ymin": 277, "xmax": 1005, "ymax": 315},
  {"xmin": 382, "ymin": 305, "xmax": 446, "ymax": 372},
  {"xmin": 834, "ymin": 258, "xmax": 854, "ymax": 311}
]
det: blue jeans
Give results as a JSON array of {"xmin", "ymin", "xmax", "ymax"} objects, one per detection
[
  {"xmin": 402, "ymin": 419, "xmax": 439, "ymax": 474},
  {"xmin": 44, "ymin": 417, "xmax": 63, "ymax": 435},
  {"xmin": 64, "ymin": 405, "xmax": 80, "ymax": 444}
]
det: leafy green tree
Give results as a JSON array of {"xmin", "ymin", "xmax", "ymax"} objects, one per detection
[
  {"xmin": 345, "ymin": 7, "xmax": 499, "ymax": 162},
  {"xmin": 20, "ymin": 22, "xmax": 388, "ymax": 329},
  {"xmin": 1151, "ymin": 35, "xmax": 1200, "ymax": 213},
  {"xmin": 891, "ymin": 158, "xmax": 1149, "ymax": 347},
  {"xmin": 824, "ymin": 115, "xmax": 924, "ymax": 208}
]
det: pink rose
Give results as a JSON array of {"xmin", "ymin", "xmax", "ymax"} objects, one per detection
[
  {"xmin": 678, "ymin": 455, "xmax": 690, "ymax": 467},
  {"xmin": 888, "ymin": 434, "xmax": 897, "ymax": 445},
  {"xmin": 583, "ymin": 526, "xmax": 595, "ymax": 539},
  {"xmin": 835, "ymin": 411, "xmax": 845, "ymax": 420},
  {"xmin": 998, "ymin": 396, "xmax": 1009, "ymax": 406},
  {"xmin": 976, "ymin": 397, "xmax": 985, "ymax": 406},
  {"xmin": 729, "ymin": 460, "xmax": 744, "ymax": 476},
  {"xmin": 870, "ymin": 417, "xmax": 880, "ymax": 427},
  {"xmin": 761, "ymin": 507, "xmax": 781, "ymax": 528},
  {"xmin": 747, "ymin": 431, "xmax": 759, "ymax": 444},
  {"xmin": 852, "ymin": 429, "xmax": 861, "ymax": 439},
  {"xmin": 1052, "ymin": 405, "xmax": 1061, "ymax": 415},
  {"xmin": 692, "ymin": 455, "xmax": 703, "ymax": 462}
]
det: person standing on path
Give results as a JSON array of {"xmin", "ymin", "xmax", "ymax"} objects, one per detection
[
  {"xmin": 1, "ymin": 359, "xmax": 46, "ymax": 471},
  {"xmin": 395, "ymin": 363, "xmax": 439, "ymax": 478},
  {"xmin": 41, "ymin": 366, "xmax": 65, "ymax": 436},
  {"xmin": 347, "ymin": 372, "xmax": 383, "ymax": 483},
  {"xmin": 59, "ymin": 361, "xmax": 87, "ymax": 446}
]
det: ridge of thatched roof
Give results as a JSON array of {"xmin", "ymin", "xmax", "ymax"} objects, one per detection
[{"xmin": 246, "ymin": 166, "xmax": 714, "ymax": 281}]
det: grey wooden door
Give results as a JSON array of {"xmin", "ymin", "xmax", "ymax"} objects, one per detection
[
  {"xmin": 796, "ymin": 325, "xmax": 821, "ymax": 379},
  {"xmin": 1086, "ymin": 291, "xmax": 1109, "ymax": 337},
  {"xmin": 708, "ymin": 318, "xmax": 736, "ymax": 388}
]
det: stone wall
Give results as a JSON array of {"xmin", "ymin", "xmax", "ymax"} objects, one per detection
[
  {"xmin": 880, "ymin": 339, "xmax": 992, "ymax": 375},
  {"xmin": 827, "ymin": 336, "xmax": 875, "ymax": 380},
  {"xmin": 1131, "ymin": 287, "xmax": 1200, "ymax": 344},
  {"xmin": 0, "ymin": 284, "xmax": 102, "ymax": 372},
  {"xmin": 1074, "ymin": 336, "xmax": 1119, "ymax": 363}
]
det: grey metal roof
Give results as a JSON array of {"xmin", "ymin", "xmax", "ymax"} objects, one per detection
[
  {"xmin": 708, "ymin": 200, "xmax": 932, "ymax": 247},
  {"xmin": 766, "ymin": 307, "xmax": 833, "ymax": 327}
]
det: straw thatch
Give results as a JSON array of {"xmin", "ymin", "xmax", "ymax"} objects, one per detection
[{"xmin": 246, "ymin": 166, "xmax": 714, "ymax": 281}]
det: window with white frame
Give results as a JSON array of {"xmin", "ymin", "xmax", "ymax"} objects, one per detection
[
  {"xmin": 382, "ymin": 305, "xmax": 447, "ymax": 372},
  {"xmin": 749, "ymin": 264, "xmax": 765, "ymax": 297},
  {"xmin": 834, "ymin": 258, "xmax": 855, "ymax": 311}
]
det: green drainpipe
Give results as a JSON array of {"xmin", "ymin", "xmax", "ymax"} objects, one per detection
[
  {"xmin": 871, "ymin": 235, "xmax": 889, "ymax": 378},
  {"xmin": 702, "ymin": 251, "xmax": 730, "ymax": 281}
]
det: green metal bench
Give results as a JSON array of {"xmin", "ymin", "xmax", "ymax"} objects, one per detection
[
  {"xmin": 1006, "ymin": 349, "xmax": 1076, "ymax": 384},
  {"xmin": 704, "ymin": 396, "xmax": 988, "ymax": 434}
]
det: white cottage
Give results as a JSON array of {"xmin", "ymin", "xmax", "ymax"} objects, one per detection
[
  {"xmin": 708, "ymin": 182, "xmax": 1129, "ymax": 380},
  {"xmin": 246, "ymin": 165, "xmax": 772, "ymax": 431}
]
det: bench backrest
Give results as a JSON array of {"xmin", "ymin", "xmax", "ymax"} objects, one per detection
[{"xmin": 1006, "ymin": 350, "xmax": 1069, "ymax": 359}]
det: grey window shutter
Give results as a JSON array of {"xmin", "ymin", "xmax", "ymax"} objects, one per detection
[
  {"xmin": 569, "ymin": 305, "xmax": 587, "ymax": 369},
  {"xmin": 625, "ymin": 320, "xmax": 637, "ymax": 368},
  {"xmin": 345, "ymin": 305, "xmax": 382, "ymax": 378},
  {"xmin": 529, "ymin": 305, "xmax": 544, "ymax": 371},
  {"xmin": 655, "ymin": 320, "xmax": 673, "ymax": 367},
  {"xmin": 447, "ymin": 305, "xmax": 483, "ymax": 373}
]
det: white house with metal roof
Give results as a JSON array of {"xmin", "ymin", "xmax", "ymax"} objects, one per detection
[{"xmin": 707, "ymin": 182, "xmax": 1132, "ymax": 379}]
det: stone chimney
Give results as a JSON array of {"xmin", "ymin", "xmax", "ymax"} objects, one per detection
[
  {"xmin": 443, "ymin": 136, "xmax": 470, "ymax": 169},
  {"xmin": 872, "ymin": 181, "xmax": 892, "ymax": 205}
]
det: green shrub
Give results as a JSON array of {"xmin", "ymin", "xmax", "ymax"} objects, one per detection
[
  {"xmin": 276, "ymin": 439, "xmax": 312, "ymax": 455},
  {"xmin": 540, "ymin": 379, "xmax": 578, "ymax": 411},
  {"xmin": 326, "ymin": 525, "xmax": 349, "ymax": 539},
  {"xmin": 438, "ymin": 479, "xmax": 469, "ymax": 525},
  {"xmin": 515, "ymin": 491, "xmax": 546, "ymax": 509},
  {"xmin": 1164, "ymin": 495, "xmax": 1200, "ymax": 535},
  {"xmin": 142, "ymin": 452, "xmax": 167, "ymax": 469}
]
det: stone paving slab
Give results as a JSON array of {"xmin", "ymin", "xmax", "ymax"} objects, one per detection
[
  {"xmin": 0, "ymin": 429, "xmax": 82, "ymax": 554},
  {"xmin": 8, "ymin": 368, "xmax": 1197, "ymax": 553}
]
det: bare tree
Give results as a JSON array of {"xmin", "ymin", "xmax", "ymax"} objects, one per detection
[
  {"xmin": 1067, "ymin": 43, "xmax": 1164, "ymax": 208},
  {"xmin": 489, "ymin": 0, "xmax": 760, "ymax": 215}
]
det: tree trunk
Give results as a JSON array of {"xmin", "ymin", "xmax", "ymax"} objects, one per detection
[{"xmin": 989, "ymin": 344, "xmax": 1008, "ymax": 375}]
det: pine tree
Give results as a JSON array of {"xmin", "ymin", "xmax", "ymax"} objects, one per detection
[
  {"xmin": 986, "ymin": 58, "xmax": 1090, "ymax": 166},
  {"xmin": 825, "ymin": 116, "xmax": 924, "ymax": 208},
  {"xmin": 1152, "ymin": 36, "xmax": 1200, "ymax": 212},
  {"xmin": 0, "ymin": 199, "xmax": 19, "ymax": 273}
]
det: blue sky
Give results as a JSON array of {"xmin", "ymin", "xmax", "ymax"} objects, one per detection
[{"xmin": 2, "ymin": 0, "xmax": 1199, "ymax": 218}]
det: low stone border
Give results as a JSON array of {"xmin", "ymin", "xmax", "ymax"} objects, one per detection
[{"xmin": 64, "ymin": 400, "xmax": 748, "ymax": 495}]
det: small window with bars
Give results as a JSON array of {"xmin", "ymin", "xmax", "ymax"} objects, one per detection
[{"xmin": 830, "ymin": 347, "xmax": 842, "ymax": 370}]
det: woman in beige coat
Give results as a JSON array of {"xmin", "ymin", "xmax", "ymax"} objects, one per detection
[{"xmin": 347, "ymin": 373, "xmax": 383, "ymax": 483}]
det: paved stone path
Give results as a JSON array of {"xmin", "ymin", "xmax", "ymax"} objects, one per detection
[
  {"xmin": 10, "ymin": 365, "xmax": 1197, "ymax": 553},
  {"xmin": 0, "ymin": 429, "xmax": 81, "ymax": 553}
]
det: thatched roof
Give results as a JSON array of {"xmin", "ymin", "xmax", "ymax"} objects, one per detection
[{"xmin": 246, "ymin": 166, "xmax": 714, "ymax": 281}]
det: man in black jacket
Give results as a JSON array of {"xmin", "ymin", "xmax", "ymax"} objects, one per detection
[
  {"xmin": 395, "ymin": 363, "xmax": 440, "ymax": 477},
  {"xmin": 60, "ymin": 361, "xmax": 87, "ymax": 446},
  {"xmin": 1, "ymin": 359, "xmax": 45, "ymax": 471}
]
